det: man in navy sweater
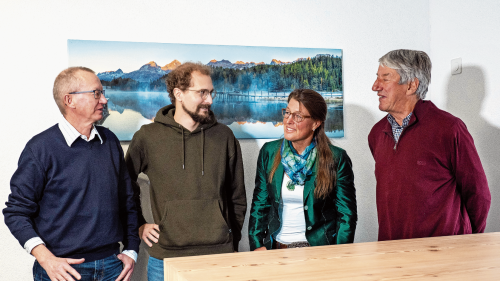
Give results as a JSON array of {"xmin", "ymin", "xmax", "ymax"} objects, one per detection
[
  {"xmin": 369, "ymin": 49, "xmax": 491, "ymax": 241},
  {"xmin": 3, "ymin": 67, "xmax": 140, "ymax": 281}
]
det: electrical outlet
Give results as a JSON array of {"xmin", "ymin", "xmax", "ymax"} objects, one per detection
[{"xmin": 451, "ymin": 58, "xmax": 462, "ymax": 75}]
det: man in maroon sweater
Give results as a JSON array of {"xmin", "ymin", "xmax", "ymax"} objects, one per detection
[{"xmin": 369, "ymin": 49, "xmax": 491, "ymax": 241}]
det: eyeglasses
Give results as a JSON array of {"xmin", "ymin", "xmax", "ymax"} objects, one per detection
[
  {"xmin": 69, "ymin": 89, "xmax": 105, "ymax": 99},
  {"xmin": 186, "ymin": 89, "xmax": 217, "ymax": 100},
  {"xmin": 282, "ymin": 108, "xmax": 311, "ymax": 123}
]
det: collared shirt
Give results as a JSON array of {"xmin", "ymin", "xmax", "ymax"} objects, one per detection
[
  {"xmin": 58, "ymin": 116, "xmax": 103, "ymax": 146},
  {"xmin": 24, "ymin": 116, "xmax": 137, "ymax": 262},
  {"xmin": 387, "ymin": 113, "xmax": 412, "ymax": 143}
]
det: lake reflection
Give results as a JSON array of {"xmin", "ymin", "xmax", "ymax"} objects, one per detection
[
  {"xmin": 106, "ymin": 90, "xmax": 171, "ymax": 120},
  {"xmin": 104, "ymin": 90, "xmax": 344, "ymax": 139}
]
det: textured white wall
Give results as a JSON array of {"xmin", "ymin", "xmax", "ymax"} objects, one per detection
[{"xmin": 0, "ymin": 0, "xmax": 434, "ymax": 280}]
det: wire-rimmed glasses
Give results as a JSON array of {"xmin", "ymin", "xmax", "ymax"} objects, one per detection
[
  {"xmin": 69, "ymin": 89, "xmax": 105, "ymax": 99},
  {"xmin": 186, "ymin": 89, "xmax": 217, "ymax": 100}
]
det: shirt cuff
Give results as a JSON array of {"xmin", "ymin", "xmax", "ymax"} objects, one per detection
[
  {"xmin": 122, "ymin": 250, "xmax": 137, "ymax": 262},
  {"xmin": 24, "ymin": 237, "xmax": 45, "ymax": 255}
]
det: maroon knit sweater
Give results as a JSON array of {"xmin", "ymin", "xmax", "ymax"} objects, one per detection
[{"xmin": 369, "ymin": 100, "xmax": 490, "ymax": 241}]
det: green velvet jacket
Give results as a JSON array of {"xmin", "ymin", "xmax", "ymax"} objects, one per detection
[{"xmin": 248, "ymin": 139, "xmax": 357, "ymax": 250}]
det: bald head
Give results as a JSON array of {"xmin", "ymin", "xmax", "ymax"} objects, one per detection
[{"xmin": 53, "ymin": 67, "xmax": 95, "ymax": 115}]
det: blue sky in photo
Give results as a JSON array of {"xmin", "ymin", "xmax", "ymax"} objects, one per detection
[{"xmin": 68, "ymin": 39, "xmax": 342, "ymax": 73}]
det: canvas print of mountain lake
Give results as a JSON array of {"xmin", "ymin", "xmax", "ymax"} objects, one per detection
[{"xmin": 68, "ymin": 40, "xmax": 344, "ymax": 140}]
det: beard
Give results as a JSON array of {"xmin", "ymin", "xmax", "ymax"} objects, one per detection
[{"xmin": 182, "ymin": 103, "xmax": 214, "ymax": 124}]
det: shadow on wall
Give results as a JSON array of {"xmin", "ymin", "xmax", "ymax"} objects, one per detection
[
  {"xmin": 236, "ymin": 139, "xmax": 262, "ymax": 253},
  {"xmin": 445, "ymin": 66, "xmax": 500, "ymax": 233},
  {"xmin": 338, "ymin": 104, "xmax": 378, "ymax": 243},
  {"xmin": 132, "ymin": 174, "xmax": 153, "ymax": 281}
]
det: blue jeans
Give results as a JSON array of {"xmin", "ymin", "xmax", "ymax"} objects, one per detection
[
  {"xmin": 147, "ymin": 256, "xmax": 164, "ymax": 281},
  {"xmin": 33, "ymin": 254, "xmax": 123, "ymax": 281}
]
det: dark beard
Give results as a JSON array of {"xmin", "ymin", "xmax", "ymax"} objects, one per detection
[{"xmin": 182, "ymin": 103, "xmax": 214, "ymax": 124}]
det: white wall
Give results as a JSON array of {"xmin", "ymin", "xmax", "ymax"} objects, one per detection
[{"xmin": 0, "ymin": 0, "xmax": 464, "ymax": 280}]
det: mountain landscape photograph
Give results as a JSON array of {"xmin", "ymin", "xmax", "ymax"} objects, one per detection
[{"xmin": 68, "ymin": 40, "xmax": 344, "ymax": 140}]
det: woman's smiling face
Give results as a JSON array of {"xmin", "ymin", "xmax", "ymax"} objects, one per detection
[{"xmin": 283, "ymin": 98, "xmax": 319, "ymax": 151}]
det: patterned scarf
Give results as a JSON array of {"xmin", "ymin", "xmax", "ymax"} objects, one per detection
[{"xmin": 280, "ymin": 138, "xmax": 317, "ymax": 191}]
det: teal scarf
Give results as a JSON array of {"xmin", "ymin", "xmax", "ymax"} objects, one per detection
[{"xmin": 280, "ymin": 139, "xmax": 317, "ymax": 191}]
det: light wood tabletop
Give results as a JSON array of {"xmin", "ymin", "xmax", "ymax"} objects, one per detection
[{"xmin": 164, "ymin": 232, "xmax": 500, "ymax": 280}]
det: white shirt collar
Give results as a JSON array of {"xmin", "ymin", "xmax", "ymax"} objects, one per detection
[{"xmin": 58, "ymin": 116, "xmax": 103, "ymax": 147}]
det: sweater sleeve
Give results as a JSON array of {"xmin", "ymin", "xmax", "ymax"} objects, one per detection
[
  {"xmin": 226, "ymin": 138, "xmax": 247, "ymax": 251},
  {"xmin": 3, "ymin": 146, "xmax": 45, "ymax": 248},
  {"xmin": 125, "ymin": 130, "xmax": 148, "ymax": 227},
  {"xmin": 451, "ymin": 120, "xmax": 491, "ymax": 233},
  {"xmin": 118, "ymin": 142, "xmax": 141, "ymax": 252},
  {"xmin": 334, "ymin": 149, "xmax": 357, "ymax": 244},
  {"xmin": 248, "ymin": 145, "xmax": 272, "ymax": 250}
]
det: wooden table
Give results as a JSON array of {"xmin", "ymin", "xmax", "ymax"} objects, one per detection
[{"xmin": 164, "ymin": 232, "xmax": 500, "ymax": 280}]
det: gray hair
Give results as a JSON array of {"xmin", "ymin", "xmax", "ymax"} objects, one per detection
[
  {"xmin": 379, "ymin": 49, "xmax": 432, "ymax": 100},
  {"xmin": 53, "ymin": 66, "xmax": 95, "ymax": 115}
]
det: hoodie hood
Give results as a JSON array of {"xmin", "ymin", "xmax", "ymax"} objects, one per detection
[
  {"xmin": 154, "ymin": 104, "xmax": 217, "ymax": 135},
  {"xmin": 153, "ymin": 104, "xmax": 218, "ymax": 175}
]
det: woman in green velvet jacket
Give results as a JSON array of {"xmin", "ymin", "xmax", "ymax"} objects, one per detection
[{"xmin": 248, "ymin": 89, "xmax": 357, "ymax": 250}]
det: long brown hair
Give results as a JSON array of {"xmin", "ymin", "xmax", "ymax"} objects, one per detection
[{"xmin": 268, "ymin": 89, "xmax": 336, "ymax": 199}]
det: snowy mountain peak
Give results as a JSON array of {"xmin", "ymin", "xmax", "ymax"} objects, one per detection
[{"xmin": 161, "ymin": 60, "xmax": 181, "ymax": 71}]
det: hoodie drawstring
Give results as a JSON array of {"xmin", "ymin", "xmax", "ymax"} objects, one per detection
[
  {"xmin": 201, "ymin": 127, "xmax": 205, "ymax": 176},
  {"xmin": 179, "ymin": 124, "xmax": 204, "ymax": 175},
  {"xmin": 181, "ymin": 125, "xmax": 185, "ymax": 170}
]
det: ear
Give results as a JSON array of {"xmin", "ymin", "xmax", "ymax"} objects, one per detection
[
  {"xmin": 406, "ymin": 78, "xmax": 419, "ymax": 96},
  {"xmin": 313, "ymin": 120, "xmax": 321, "ymax": 131},
  {"xmin": 63, "ymin": 94, "xmax": 76, "ymax": 109},
  {"xmin": 174, "ymin": 88, "xmax": 183, "ymax": 102}
]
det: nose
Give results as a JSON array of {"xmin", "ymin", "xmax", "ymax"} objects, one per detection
[
  {"xmin": 204, "ymin": 94, "xmax": 213, "ymax": 105},
  {"xmin": 372, "ymin": 79, "xmax": 382, "ymax": 92},
  {"xmin": 284, "ymin": 114, "xmax": 294, "ymax": 124},
  {"xmin": 99, "ymin": 93, "xmax": 108, "ymax": 104}
]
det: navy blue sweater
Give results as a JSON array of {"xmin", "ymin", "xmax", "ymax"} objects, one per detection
[{"xmin": 3, "ymin": 125, "xmax": 140, "ymax": 262}]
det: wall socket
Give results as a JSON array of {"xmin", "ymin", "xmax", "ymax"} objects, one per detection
[{"xmin": 451, "ymin": 58, "xmax": 462, "ymax": 75}]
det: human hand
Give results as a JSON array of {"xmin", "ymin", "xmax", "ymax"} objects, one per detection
[
  {"xmin": 115, "ymin": 254, "xmax": 135, "ymax": 281},
  {"xmin": 139, "ymin": 223, "xmax": 160, "ymax": 247},
  {"xmin": 254, "ymin": 247, "xmax": 267, "ymax": 251},
  {"xmin": 33, "ymin": 244, "xmax": 84, "ymax": 281}
]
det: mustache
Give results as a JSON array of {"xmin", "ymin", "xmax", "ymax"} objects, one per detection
[{"xmin": 197, "ymin": 104, "xmax": 211, "ymax": 110}]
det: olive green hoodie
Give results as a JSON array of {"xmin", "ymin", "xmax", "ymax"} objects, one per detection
[{"xmin": 125, "ymin": 104, "xmax": 246, "ymax": 259}]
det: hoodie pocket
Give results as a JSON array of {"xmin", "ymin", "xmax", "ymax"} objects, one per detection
[{"xmin": 158, "ymin": 199, "xmax": 231, "ymax": 248}]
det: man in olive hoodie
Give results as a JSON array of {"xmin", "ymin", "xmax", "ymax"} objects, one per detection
[{"xmin": 125, "ymin": 62, "xmax": 246, "ymax": 280}]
